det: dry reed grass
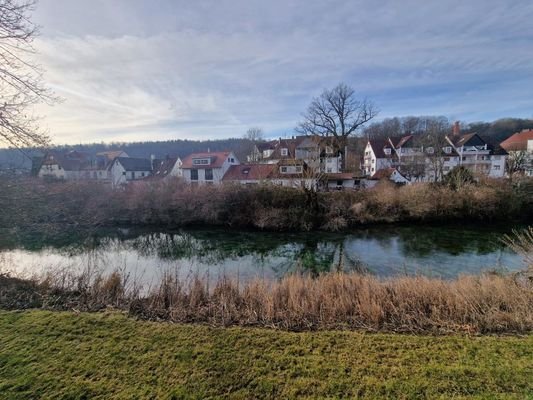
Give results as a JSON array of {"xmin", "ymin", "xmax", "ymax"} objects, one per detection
[{"xmin": 2, "ymin": 267, "xmax": 531, "ymax": 334}]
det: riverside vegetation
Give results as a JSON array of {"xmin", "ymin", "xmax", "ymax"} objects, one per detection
[{"xmin": 1, "ymin": 174, "xmax": 532, "ymax": 232}]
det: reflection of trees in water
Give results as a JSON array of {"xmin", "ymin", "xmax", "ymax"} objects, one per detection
[{"xmin": 0, "ymin": 224, "xmax": 522, "ymax": 277}]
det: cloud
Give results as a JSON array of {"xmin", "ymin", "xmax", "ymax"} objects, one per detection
[{"xmin": 32, "ymin": 0, "xmax": 533, "ymax": 144}]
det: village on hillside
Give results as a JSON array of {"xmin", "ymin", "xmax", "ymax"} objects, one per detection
[{"xmin": 35, "ymin": 125, "xmax": 533, "ymax": 190}]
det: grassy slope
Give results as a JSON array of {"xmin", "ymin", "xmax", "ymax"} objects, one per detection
[{"xmin": 0, "ymin": 311, "xmax": 531, "ymax": 400}]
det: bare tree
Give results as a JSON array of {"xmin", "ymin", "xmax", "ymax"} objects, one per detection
[
  {"xmin": 506, "ymin": 150, "xmax": 528, "ymax": 178},
  {"xmin": 296, "ymin": 83, "xmax": 378, "ymax": 168},
  {"xmin": 0, "ymin": 0, "xmax": 55, "ymax": 150},
  {"xmin": 244, "ymin": 127, "xmax": 263, "ymax": 142}
]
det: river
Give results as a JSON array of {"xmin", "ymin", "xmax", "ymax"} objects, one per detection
[{"xmin": 0, "ymin": 224, "xmax": 526, "ymax": 286}]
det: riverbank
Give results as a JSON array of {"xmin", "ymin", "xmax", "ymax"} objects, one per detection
[
  {"xmin": 1, "ymin": 176, "xmax": 532, "ymax": 232},
  {"xmin": 2, "ymin": 269, "xmax": 532, "ymax": 334},
  {"xmin": 0, "ymin": 310, "xmax": 531, "ymax": 399}
]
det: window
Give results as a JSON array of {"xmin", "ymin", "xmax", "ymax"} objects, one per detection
[
  {"xmin": 384, "ymin": 148, "xmax": 391, "ymax": 155},
  {"xmin": 365, "ymin": 151, "xmax": 370, "ymax": 156},
  {"xmin": 371, "ymin": 167, "xmax": 374, "ymax": 172},
  {"xmin": 122, "ymin": 171, "xmax": 126, "ymax": 176},
  {"xmin": 327, "ymin": 168, "xmax": 332, "ymax": 173},
  {"xmin": 193, "ymin": 158, "xmax": 210, "ymax": 165},
  {"xmin": 205, "ymin": 168, "xmax": 213, "ymax": 180},
  {"xmin": 426, "ymin": 147, "xmax": 434, "ymax": 154},
  {"xmin": 372, "ymin": 159, "xmax": 375, "ymax": 164},
  {"xmin": 58, "ymin": 165, "xmax": 62, "ymax": 170},
  {"xmin": 281, "ymin": 148, "xmax": 288, "ymax": 156},
  {"xmin": 295, "ymin": 166, "xmax": 302, "ymax": 173},
  {"xmin": 141, "ymin": 172, "xmax": 145, "ymax": 177},
  {"xmin": 444, "ymin": 157, "xmax": 450, "ymax": 161},
  {"xmin": 325, "ymin": 146, "xmax": 333, "ymax": 154},
  {"xmin": 190, "ymin": 169, "xmax": 198, "ymax": 180},
  {"xmin": 493, "ymin": 165, "xmax": 501, "ymax": 170},
  {"xmin": 131, "ymin": 172, "xmax": 135, "ymax": 179},
  {"xmin": 444, "ymin": 146, "xmax": 452, "ymax": 154},
  {"xmin": 337, "ymin": 180, "xmax": 343, "ymax": 186},
  {"xmin": 280, "ymin": 166, "xmax": 288, "ymax": 173}
]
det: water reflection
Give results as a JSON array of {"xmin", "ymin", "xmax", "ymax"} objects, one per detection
[{"xmin": 0, "ymin": 224, "xmax": 525, "ymax": 282}]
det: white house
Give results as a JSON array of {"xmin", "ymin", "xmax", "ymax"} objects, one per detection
[
  {"xmin": 110, "ymin": 157, "xmax": 153, "ymax": 187},
  {"xmin": 500, "ymin": 129, "xmax": 533, "ymax": 176},
  {"xmin": 94, "ymin": 150, "xmax": 129, "ymax": 182},
  {"xmin": 362, "ymin": 139, "xmax": 395, "ymax": 176},
  {"xmin": 181, "ymin": 151, "xmax": 239, "ymax": 184},
  {"xmin": 151, "ymin": 157, "xmax": 183, "ymax": 180},
  {"xmin": 38, "ymin": 150, "xmax": 91, "ymax": 180}
]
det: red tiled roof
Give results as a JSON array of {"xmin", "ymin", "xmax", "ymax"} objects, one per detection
[
  {"xmin": 371, "ymin": 168, "xmax": 396, "ymax": 180},
  {"xmin": 181, "ymin": 151, "xmax": 232, "ymax": 169},
  {"xmin": 500, "ymin": 129, "xmax": 533, "ymax": 151},
  {"xmin": 324, "ymin": 173, "xmax": 355, "ymax": 180},
  {"xmin": 222, "ymin": 164, "xmax": 276, "ymax": 181}
]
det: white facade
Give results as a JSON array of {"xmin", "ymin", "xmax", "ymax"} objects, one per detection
[
  {"xmin": 182, "ymin": 152, "xmax": 239, "ymax": 184},
  {"xmin": 363, "ymin": 141, "xmax": 393, "ymax": 176},
  {"xmin": 110, "ymin": 159, "xmax": 152, "ymax": 187}
]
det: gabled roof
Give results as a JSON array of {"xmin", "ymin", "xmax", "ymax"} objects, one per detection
[
  {"xmin": 367, "ymin": 139, "xmax": 394, "ymax": 158},
  {"xmin": 181, "ymin": 151, "xmax": 234, "ymax": 169},
  {"xmin": 448, "ymin": 133, "xmax": 485, "ymax": 147},
  {"xmin": 222, "ymin": 164, "xmax": 276, "ymax": 181},
  {"xmin": 115, "ymin": 157, "xmax": 152, "ymax": 171},
  {"xmin": 393, "ymin": 135, "xmax": 414, "ymax": 148},
  {"xmin": 500, "ymin": 129, "xmax": 533, "ymax": 152},
  {"xmin": 370, "ymin": 167, "xmax": 408, "ymax": 181},
  {"xmin": 96, "ymin": 150, "xmax": 126, "ymax": 161},
  {"xmin": 41, "ymin": 151, "xmax": 90, "ymax": 171},
  {"xmin": 151, "ymin": 157, "xmax": 180, "ymax": 178}
]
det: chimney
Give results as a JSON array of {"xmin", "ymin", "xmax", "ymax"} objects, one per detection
[
  {"xmin": 452, "ymin": 121, "xmax": 460, "ymax": 136},
  {"xmin": 150, "ymin": 154, "xmax": 155, "ymax": 170}
]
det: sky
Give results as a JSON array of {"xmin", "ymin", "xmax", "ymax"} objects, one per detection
[{"xmin": 31, "ymin": 0, "xmax": 533, "ymax": 144}]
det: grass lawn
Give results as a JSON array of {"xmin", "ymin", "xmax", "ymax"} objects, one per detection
[{"xmin": 0, "ymin": 311, "xmax": 531, "ymax": 399}]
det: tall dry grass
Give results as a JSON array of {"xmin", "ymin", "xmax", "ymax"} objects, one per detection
[{"xmin": 2, "ymin": 267, "xmax": 531, "ymax": 334}]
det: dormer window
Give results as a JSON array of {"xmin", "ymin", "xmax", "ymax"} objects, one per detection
[
  {"xmin": 281, "ymin": 148, "xmax": 288, "ymax": 156},
  {"xmin": 193, "ymin": 158, "xmax": 210, "ymax": 165},
  {"xmin": 384, "ymin": 148, "xmax": 391, "ymax": 155},
  {"xmin": 325, "ymin": 146, "xmax": 333, "ymax": 154},
  {"xmin": 444, "ymin": 146, "xmax": 452, "ymax": 154}
]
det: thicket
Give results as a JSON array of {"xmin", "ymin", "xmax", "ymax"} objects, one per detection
[{"xmin": 1, "ymin": 176, "xmax": 531, "ymax": 232}]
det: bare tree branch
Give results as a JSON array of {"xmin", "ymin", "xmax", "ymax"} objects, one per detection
[{"xmin": 0, "ymin": 0, "xmax": 56, "ymax": 150}]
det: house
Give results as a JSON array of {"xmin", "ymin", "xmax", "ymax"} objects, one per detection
[
  {"xmin": 446, "ymin": 132, "xmax": 505, "ymax": 178},
  {"xmin": 37, "ymin": 150, "xmax": 91, "ymax": 180},
  {"xmin": 222, "ymin": 164, "xmax": 277, "ymax": 185},
  {"xmin": 500, "ymin": 129, "xmax": 533, "ymax": 176},
  {"xmin": 267, "ymin": 159, "xmax": 317, "ymax": 189},
  {"xmin": 323, "ymin": 173, "xmax": 360, "ymax": 190},
  {"xmin": 362, "ymin": 139, "xmax": 395, "ymax": 176},
  {"xmin": 150, "ymin": 157, "xmax": 183, "ymax": 180},
  {"xmin": 181, "ymin": 151, "xmax": 239, "ymax": 184},
  {"xmin": 94, "ymin": 150, "xmax": 129, "ymax": 182},
  {"xmin": 365, "ymin": 167, "xmax": 410, "ymax": 187},
  {"xmin": 110, "ymin": 157, "xmax": 153, "ymax": 187},
  {"xmin": 249, "ymin": 135, "xmax": 344, "ymax": 174}
]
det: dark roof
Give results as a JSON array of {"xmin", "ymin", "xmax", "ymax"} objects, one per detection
[
  {"xmin": 500, "ymin": 129, "xmax": 533, "ymax": 152},
  {"xmin": 116, "ymin": 157, "xmax": 152, "ymax": 171},
  {"xmin": 181, "ymin": 151, "xmax": 233, "ymax": 169},
  {"xmin": 324, "ymin": 173, "xmax": 355, "ymax": 181},
  {"xmin": 368, "ymin": 139, "xmax": 394, "ymax": 158},
  {"xmin": 449, "ymin": 133, "xmax": 485, "ymax": 147},
  {"xmin": 41, "ymin": 151, "xmax": 90, "ymax": 171},
  {"xmin": 394, "ymin": 135, "xmax": 414, "ymax": 148},
  {"xmin": 151, "ymin": 157, "xmax": 180, "ymax": 178},
  {"xmin": 222, "ymin": 164, "xmax": 276, "ymax": 181}
]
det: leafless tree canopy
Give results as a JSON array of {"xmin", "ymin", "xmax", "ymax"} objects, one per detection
[
  {"xmin": 296, "ymin": 83, "xmax": 378, "ymax": 147},
  {"xmin": 0, "ymin": 0, "xmax": 53, "ymax": 149},
  {"xmin": 244, "ymin": 127, "xmax": 263, "ymax": 142}
]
